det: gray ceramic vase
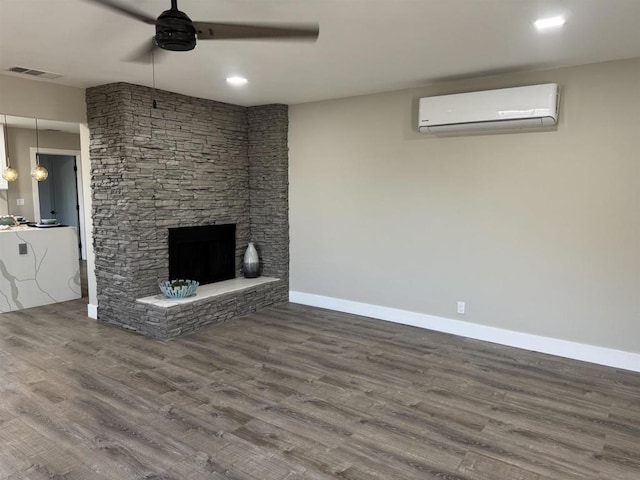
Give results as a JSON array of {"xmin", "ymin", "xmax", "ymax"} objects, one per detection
[{"xmin": 243, "ymin": 242, "xmax": 260, "ymax": 278}]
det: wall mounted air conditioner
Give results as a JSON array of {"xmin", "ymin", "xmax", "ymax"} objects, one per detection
[{"xmin": 418, "ymin": 83, "xmax": 559, "ymax": 135}]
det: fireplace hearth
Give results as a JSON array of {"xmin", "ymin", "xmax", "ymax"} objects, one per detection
[{"xmin": 168, "ymin": 224, "xmax": 236, "ymax": 285}]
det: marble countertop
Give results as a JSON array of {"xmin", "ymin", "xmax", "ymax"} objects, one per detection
[
  {"xmin": 0, "ymin": 225, "xmax": 74, "ymax": 233},
  {"xmin": 0, "ymin": 225, "xmax": 81, "ymax": 312}
]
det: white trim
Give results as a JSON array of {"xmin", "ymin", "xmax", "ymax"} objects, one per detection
[
  {"xmin": 30, "ymin": 147, "xmax": 86, "ymax": 260},
  {"xmin": 289, "ymin": 291, "xmax": 640, "ymax": 373},
  {"xmin": 29, "ymin": 147, "xmax": 41, "ymax": 220},
  {"xmin": 87, "ymin": 303, "xmax": 98, "ymax": 320},
  {"xmin": 0, "ymin": 126, "xmax": 8, "ymax": 190}
]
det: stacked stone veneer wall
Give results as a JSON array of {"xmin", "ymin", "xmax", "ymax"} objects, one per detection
[
  {"xmin": 86, "ymin": 82, "xmax": 289, "ymax": 338},
  {"xmin": 248, "ymin": 105, "xmax": 289, "ymax": 280}
]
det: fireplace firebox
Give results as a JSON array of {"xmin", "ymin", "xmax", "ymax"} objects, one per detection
[{"xmin": 168, "ymin": 224, "xmax": 236, "ymax": 285}]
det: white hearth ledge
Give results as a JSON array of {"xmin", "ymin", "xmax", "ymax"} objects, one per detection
[{"xmin": 137, "ymin": 276, "xmax": 279, "ymax": 308}]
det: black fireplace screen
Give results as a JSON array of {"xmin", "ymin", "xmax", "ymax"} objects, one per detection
[{"xmin": 168, "ymin": 224, "xmax": 236, "ymax": 285}]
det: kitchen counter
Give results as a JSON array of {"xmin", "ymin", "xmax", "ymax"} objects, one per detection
[{"xmin": 0, "ymin": 226, "xmax": 81, "ymax": 312}]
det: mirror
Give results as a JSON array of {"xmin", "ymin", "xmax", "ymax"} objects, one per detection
[{"xmin": 0, "ymin": 114, "xmax": 86, "ymax": 259}]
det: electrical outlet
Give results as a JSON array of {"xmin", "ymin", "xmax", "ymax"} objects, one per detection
[
  {"xmin": 18, "ymin": 243, "xmax": 27, "ymax": 255},
  {"xmin": 16, "ymin": 198, "xmax": 25, "ymax": 206},
  {"xmin": 457, "ymin": 301, "xmax": 465, "ymax": 314}
]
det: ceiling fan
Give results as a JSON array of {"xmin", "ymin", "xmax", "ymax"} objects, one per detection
[{"xmin": 86, "ymin": 0, "xmax": 319, "ymax": 61}]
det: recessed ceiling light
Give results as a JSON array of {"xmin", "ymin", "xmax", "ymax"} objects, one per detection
[
  {"xmin": 226, "ymin": 76, "xmax": 248, "ymax": 86},
  {"xmin": 534, "ymin": 16, "xmax": 566, "ymax": 30}
]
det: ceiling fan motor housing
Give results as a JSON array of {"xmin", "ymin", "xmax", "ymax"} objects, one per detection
[{"xmin": 155, "ymin": 8, "xmax": 196, "ymax": 51}]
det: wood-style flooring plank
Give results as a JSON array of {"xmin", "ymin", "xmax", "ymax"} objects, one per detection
[{"xmin": 1, "ymin": 298, "xmax": 639, "ymax": 479}]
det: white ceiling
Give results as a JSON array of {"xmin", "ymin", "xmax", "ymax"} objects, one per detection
[{"xmin": 1, "ymin": 0, "xmax": 640, "ymax": 107}]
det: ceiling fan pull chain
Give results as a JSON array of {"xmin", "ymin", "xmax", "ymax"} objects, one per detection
[{"xmin": 152, "ymin": 50, "xmax": 157, "ymax": 109}]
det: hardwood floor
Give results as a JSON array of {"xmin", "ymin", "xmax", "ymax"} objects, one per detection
[{"xmin": 0, "ymin": 299, "xmax": 638, "ymax": 479}]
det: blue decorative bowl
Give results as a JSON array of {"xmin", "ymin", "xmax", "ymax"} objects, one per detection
[{"xmin": 159, "ymin": 279, "xmax": 199, "ymax": 298}]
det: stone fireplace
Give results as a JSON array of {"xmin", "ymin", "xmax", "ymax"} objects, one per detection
[{"xmin": 86, "ymin": 82, "xmax": 289, "ymax": 338}]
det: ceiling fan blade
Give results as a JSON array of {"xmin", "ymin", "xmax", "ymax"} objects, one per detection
[
  {"xmin": 124, "ymin": 37, "xmax": 166, "ymax": 63},
  {"xmin": 193, "ymin": 22, "xmax": 319, "ymax": 41},
  {"xmin": 84, "ymin": 0, "xmax": 157, "ymax": 25}
]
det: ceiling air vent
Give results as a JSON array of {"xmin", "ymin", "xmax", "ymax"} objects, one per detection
[{"xmin": 7, "ymin": 66, "xmax": 62, "ymax": 80}]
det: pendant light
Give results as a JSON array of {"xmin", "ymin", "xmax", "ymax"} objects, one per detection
[
  {"xmin": 30, "ymin": 118, "xmax": 48, "ymax": 182},
  {"xmin": 1, "ymin": 115, "xmax": 18, "ymax": 182}
]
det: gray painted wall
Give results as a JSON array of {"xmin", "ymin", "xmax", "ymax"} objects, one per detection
[
  {"xmin": 0, "ymin": 75, "xmax": 97, "ymax": 313},
  {"xmin": 289, "ymin": 58, "xmax": 640, "ymax": 355}
]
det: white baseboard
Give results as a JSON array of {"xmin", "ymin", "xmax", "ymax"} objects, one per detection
[
  {"xmin": 87, "ymin": 303, "xmax": 98, "ymax": 320},
  {"xmin": 289, "ymin": 291, "xmax": 640, "ymax": 373}
]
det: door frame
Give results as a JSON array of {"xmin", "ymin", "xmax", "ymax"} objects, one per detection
[{"xmin": 30, "ymin": 147, "xmax": 86, "ymax": 260}]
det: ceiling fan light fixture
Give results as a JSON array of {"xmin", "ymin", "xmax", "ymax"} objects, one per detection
[
  {"xmin": 226, "ymin": 76, "xmax": 248, "ymax": 86},
  {"xmin": 155, "ymin": 6, "xmax": 196, "ymax": 51}
]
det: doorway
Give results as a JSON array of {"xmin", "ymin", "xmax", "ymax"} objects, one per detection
[
  {"xmin": 31, "ymin": 148, "xmax": 86, "ymax": 260},
  {"xmin": 38, "ymin": 154, "xmax": 80, "ymax": 228}
]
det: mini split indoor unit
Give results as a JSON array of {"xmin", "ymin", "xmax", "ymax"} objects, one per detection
[{"xmin": 418, "ymin": 83, "xmax": 560, "ymax": 135}]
